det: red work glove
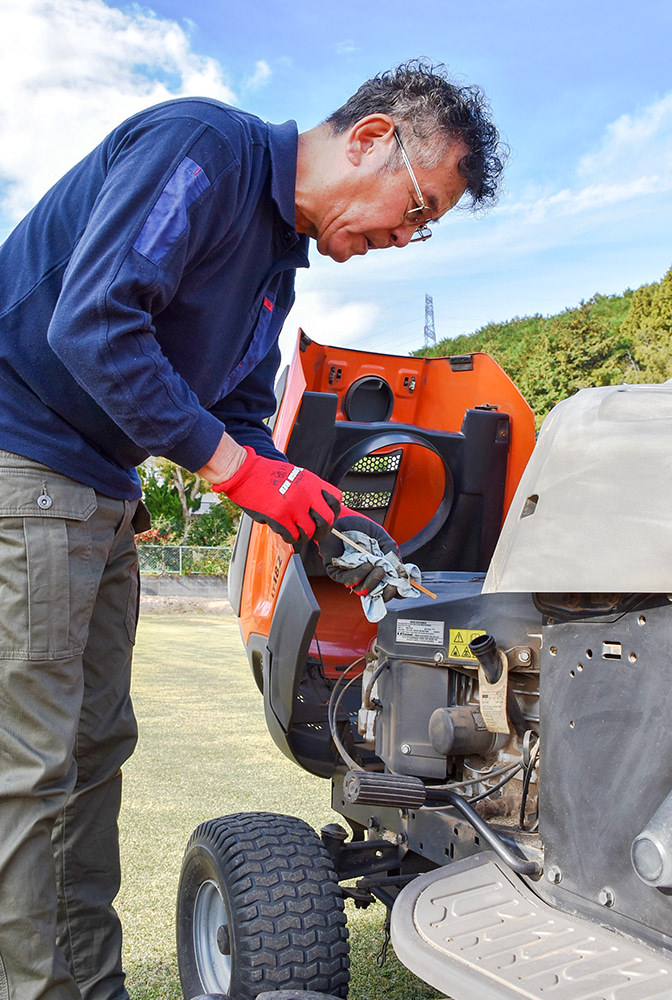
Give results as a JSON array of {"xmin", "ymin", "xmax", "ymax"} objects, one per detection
[
  {"xmin": 213, "ymin": 446, "xmax": 342, "ymax": 544},
  {"xmin": 318, "ymin": 506, "xmax": 401, "ymax": 598}
]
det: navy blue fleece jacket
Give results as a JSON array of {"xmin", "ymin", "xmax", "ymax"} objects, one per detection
[{"xmin": 0, "ymin": 98, "xmax": 309, "ymax": 498}]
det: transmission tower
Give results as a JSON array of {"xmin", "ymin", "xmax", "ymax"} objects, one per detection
[{"xmin": 424, "ymin": 293, "xmax": 436, "ymax": 348}]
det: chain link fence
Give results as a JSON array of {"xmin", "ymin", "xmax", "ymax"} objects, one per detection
[{"xmin": 138, "ymin": 545, "xmax": 232, "ymax": 576}]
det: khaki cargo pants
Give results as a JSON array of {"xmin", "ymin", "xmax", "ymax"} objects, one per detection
[{"xmin": 0, "ymin": 452, "xmax": 142, "ymax": 1000}]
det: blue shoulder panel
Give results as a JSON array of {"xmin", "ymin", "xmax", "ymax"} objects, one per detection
[{"xmin": 133, "ymin": 156, "xmax": 211, "ymax": 264}]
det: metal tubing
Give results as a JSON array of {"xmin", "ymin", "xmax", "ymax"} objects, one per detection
[{"xmin": 429, "ymin": 789, "xmax": 542, "ymax": 877}]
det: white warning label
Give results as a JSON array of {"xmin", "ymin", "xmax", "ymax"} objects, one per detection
[
  {"xmin": 396, "ymin": 618, "xmax": 445, "ymax": 646},
  {"xmin": 478, "ymin": 656, "xmax": 510, "ymax": 734}
]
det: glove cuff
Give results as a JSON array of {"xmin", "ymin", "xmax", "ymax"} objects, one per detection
[
  {"xmin": 339, "ymin": 505, "xmax": 375, "ymax": 522},
  {"xmin": 212, "ymin": 445, "xmax": 255, "ymax": 494}
]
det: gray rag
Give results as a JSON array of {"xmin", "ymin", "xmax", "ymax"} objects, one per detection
[{"xmin": 332, "ymin": 530, "xmax": 422, "ymax": 622}]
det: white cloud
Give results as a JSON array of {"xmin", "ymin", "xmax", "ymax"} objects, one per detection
[
  {"xmin": 364, "ymin": 88, "xmax": 672, "ymax": 299},
  {"xmin": 286, "ymin": 92, "xmax": 672, "ymax": 357},
  {"xmin": 279, "ymin": 289, "xmax": 382, "ymax": 367},
  {"xmin": 0, "ymin": 0, "xmax": 236, "ymax": 224},
  {"xmin": 500, "ymin": 92, "xmax": 672, "ymax": 229},
  {"xmin": 578, "ymin": 93, "xmax": 672, "ymax": 183},
  {"xmin": 334, "ymin": 40, "xmax": 359, "ymax": 56},
  {"xmin": 243, "ymin": 59, "xmax": 272, "ymax": 92}
]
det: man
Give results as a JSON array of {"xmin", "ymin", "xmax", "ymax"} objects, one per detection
[{"xmin": 0, "ymin": 60, "xmax": 504, "ymax": 999}]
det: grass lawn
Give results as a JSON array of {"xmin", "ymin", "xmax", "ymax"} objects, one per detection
[{"xmin": 117, "ymin": 603, "xmax": 443, "ymax": 1000}]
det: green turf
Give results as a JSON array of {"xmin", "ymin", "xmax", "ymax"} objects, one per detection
[{"xmin": 117, "ymin": 609, "xmax": 443, "ymax": 1000}]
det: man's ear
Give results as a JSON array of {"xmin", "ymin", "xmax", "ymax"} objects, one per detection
[{"xmin": 346, "ymin": 114, "xmax": 396, "ymax": 165}]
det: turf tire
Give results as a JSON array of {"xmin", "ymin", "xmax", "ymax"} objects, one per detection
[{"xmin": 176, "ymin": 812, "xmax": 349, "ymax": 1000}]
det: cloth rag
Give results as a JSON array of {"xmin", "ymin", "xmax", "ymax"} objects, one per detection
[{"xmin": 332, "ymin": 530, "xmax": 422, "ymax": 622}]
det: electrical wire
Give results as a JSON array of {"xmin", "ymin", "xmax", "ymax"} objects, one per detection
[
  {"xmin": 467, "ymin": 763, "xmax": 523, "ymax": 803},
  {"xmin": 329, "ymin": 672, "xmax": 365, "ymax": 770},
  {"xmin": 363, "ymin": 657, "xmax": 389, "ymax": 707},
  {"xmin": 429, "ymin": 761, "xmax": 523, "ymax": 793},
  {"xmin": 519, "ymin": 738, "xmax": 540, "ymax": 829},
  {"xmin": 327, "ymin": 656, "xmax": 366, "ymax": 771},
  {"xmin": 311, "ymin": 631, "xmax": 326, "ymax": 680}
]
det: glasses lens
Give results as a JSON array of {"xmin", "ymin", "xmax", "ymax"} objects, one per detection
[
  {"xmin": 410, "ymin": 224, "xmax": 433, "ymax": 243},
  {"xmin": 405, "ymin": 205, "xmax": 433, "ymax": 225}
]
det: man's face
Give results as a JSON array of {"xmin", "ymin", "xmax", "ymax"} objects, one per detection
[{"xmin": 309, "ymin": 126, "xmax": 469, "ymax": 264}]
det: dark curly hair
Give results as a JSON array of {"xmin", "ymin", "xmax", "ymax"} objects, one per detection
[{"xmin": 324, "ymin": 59, "xmax": 508, "ymax": 208}]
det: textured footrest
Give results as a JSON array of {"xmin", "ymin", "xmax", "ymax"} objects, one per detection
[{"xmin": 390, "ymin": 852, "xmax": 672, "ymax": 1000}]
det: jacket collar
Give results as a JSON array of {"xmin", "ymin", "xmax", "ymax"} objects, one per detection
[{"xmin": 268, "ymin": 119, "xmax": 301, "ymax": 231}]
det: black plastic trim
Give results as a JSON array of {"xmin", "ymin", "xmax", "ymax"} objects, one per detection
[
  {"xmin": 228, "ymin": 512, "xmax": 253, "ymax": 617},
  {"xmin": 267, "ymin": 554, "xmax": 321, "ymax": 732}
]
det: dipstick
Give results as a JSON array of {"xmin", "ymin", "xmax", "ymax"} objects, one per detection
[{"xmin": 330, "ymin": 527, "xmax": 437, "ymax": 599}]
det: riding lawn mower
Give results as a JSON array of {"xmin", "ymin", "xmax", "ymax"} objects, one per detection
[{"xmin": 176, "ymin": 331, "xmax": 672, "ymax": 1000}]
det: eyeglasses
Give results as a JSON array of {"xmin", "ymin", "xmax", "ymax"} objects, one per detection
[{"xmin": 394, "ymin": 130, "xmax": 434, "ymax": 242}]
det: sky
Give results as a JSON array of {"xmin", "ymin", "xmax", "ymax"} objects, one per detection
[{"xmin": 0, "ymin": 0, "xmax": 670, "ymax": 364}]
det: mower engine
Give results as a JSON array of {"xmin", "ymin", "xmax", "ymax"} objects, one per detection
[
  {"xmin": 329, "ymin": 575, "xmax": 544, "ymax": 882},
  {"xmin": 357, "ymin": 578, "xmax": 540, "ymax": 824}
]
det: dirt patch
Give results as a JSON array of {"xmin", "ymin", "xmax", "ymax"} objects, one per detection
[{"xmin": 139, "ymin": 594, "xmax": 235, "ymax": 615}]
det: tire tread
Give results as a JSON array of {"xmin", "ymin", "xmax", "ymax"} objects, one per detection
[{"xmin": 179, "ymin": 812, "xmax": 349, "ymax": 999}]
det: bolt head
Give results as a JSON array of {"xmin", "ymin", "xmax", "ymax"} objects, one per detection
[
  {"xmin": 547, "ymin": 865, "xmax": 562, "ymax": 884},
  {"xmin": 400, "ymin": 743, "xmax": 412, "ymax": 755},
  {"xmin": 598, "ymin": 887, "xmax": 615, "ymax": 907}
]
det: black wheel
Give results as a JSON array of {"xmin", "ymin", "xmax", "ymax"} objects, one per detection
[
  {"xmin": 176, "ymin": 812, "xmax": 349, "ymax": 1000},
  {"xmin": 256, "ymin": 993, "xmax": 345, "ymax": 999}
]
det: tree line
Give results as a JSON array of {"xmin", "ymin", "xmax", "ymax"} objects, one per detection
[{"xmin": 416, "ymin": 264, "xmax": 672, "ymax": 428}]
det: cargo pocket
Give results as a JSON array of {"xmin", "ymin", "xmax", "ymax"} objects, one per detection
[{"xmin": 0, "ymin": 469, "xmax": 97, "ymax": 660}]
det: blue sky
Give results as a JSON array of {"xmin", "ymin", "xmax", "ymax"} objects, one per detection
[{"xmin": 0, "ymin": 0, "xmax": 670, "ymax": 362}]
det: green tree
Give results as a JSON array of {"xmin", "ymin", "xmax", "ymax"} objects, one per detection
[
  {"xmin": 138, "ymin": 460, "xmax": 203, "ymax": 544},
  {"xmin": 187, "ymin": 498, "xmax": 239, "ymax": 546},
  {"xmin": 625, "ymin": 266, "xmax": 672, "ymax": 382},
  {"xmin": 518, "ymin": 301, "xmax": 630, "ymax": 425}
]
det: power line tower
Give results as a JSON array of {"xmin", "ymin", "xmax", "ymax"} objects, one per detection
[{"xmin": 424, "ymin": 293, "xmax": 436, "ymax": 349}]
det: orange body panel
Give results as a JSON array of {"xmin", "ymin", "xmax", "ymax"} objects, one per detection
[
  {"xmin": 238, "ymin": 331, "xmax": 535, "ymax": 672},
  {"xmin": 297, "ymin": 336, "xmax": 534, "ymax": 514}
]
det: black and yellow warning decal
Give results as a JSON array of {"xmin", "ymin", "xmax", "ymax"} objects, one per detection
[{"xmin": 448, "ymin": 629, "xmax": 486, "ymax": 662}]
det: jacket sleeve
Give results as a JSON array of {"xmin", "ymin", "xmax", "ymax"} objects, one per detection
[
  {"xmin": 45, "ymin": 118, "xmax": 241, "ymax": 472},
  {"xmin": 208, "ymin": 341, "xmax": 288, "ymax": 462}
]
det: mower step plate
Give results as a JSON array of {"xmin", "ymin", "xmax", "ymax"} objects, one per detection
[{"xmin": 390, "ymin": 852, "xmax": 672, "ymax": 1000}]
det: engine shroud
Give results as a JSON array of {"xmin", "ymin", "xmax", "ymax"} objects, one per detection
[{"xmin": 539, "ymin": 595, "xmax": 672, "ymax": 951}]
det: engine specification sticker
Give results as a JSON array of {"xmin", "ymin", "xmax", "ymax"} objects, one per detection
[{"xmin": 396, "ymin": 619, "xmax": 445, "ymax": 645}]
